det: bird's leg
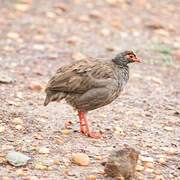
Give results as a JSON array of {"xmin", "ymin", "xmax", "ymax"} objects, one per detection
[
  {"xmin": 78, "ymin": 111, "xmax": 85, "ymax": 133},
  {"xmin": 79, "ymin": 111, "xmax": 103, "ymax": 138}
]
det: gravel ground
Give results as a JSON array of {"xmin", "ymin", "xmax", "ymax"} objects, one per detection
[{"xmin": 0, "ymin": 0, "xmax": 180, "ymax": 179}]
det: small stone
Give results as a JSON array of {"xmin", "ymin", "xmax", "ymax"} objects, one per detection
[
  {"xmin": 110, "ymin": 22, "xmax": 121, "ymax": 30},
  {"xmin": 34, "ymin": 35, "xmax": 44, "ymax": 42},
  {"xmin": 2, "ymin": 177, "xmax": 11, "ymax": 180},
  {"xmin": 72, "ymin": 153, "xmax": 90, "ymax": 166},
  {"xmin": 72, "ymin": 52, "xmax": 86, "ymax": 61},
  {"xmin": 157, "ymin": 158, "xmax": 166, "ymax": 165},
  {"xmin": 53, "ymin": 161, "xmax": 60, "ymax": 165},
  {"xmin": 47, "ymin": 167, "xmax": 53, "ymax": 171},
  {"xmin": 139, "ymin": 156, "xmax": 154, "ymax": 163},
  {"xmin": 12, "ymin": 118, "xmax": 23, "ymax": 125},
  {"xmin": 53, "ymin": 4, "xmax": 67, "ymax": 11},
  {"xmin": 39, "ymin": 147, "xmax": 50, "ymax": 154},
  {"xmin": 62, "ymin": 130, "xmax": 70, "ymax": 135},
  {"xmin": 35, "ymin": 163, "xmax": 47, "ymax": 170},
  {"xmin": 94, "ymin": 156, "xmax": 101, "ymax": 160},
  {"xmin": 7, "ymin": 32, "xmax": 19, "ymax": 40},
  {"xmin": 0, "ymin": 153, "xmax": 6, "ymax": 157},
  {"xmin": 2, "ymin": 145, "xmax": 14, "ymax": 150},
  {"xmin": 174, "ymin": 51, "xmax": 180, "ymax": 60},
  {"xmin": 106, "ymin": 0, "xmax": 118, "ymax": 5},
  {"xmin": 104, "ymin": 147, "xmax": 139, "ymax": 179},
  {"xmin": 16, "ymin": 169, "xmax": 26, "ymax": 176},
  {"xmin": 28, "ymin": 82, "xmax": 43, "ymax": 90},
  {"xmin": 0, "ymin": 126, "xmax": 5, "ymax": 133},
  {"xmin": 15, "ymin": 125, "xmax": 23, "ymax": 130},
  {"xmin": 145, "ymin": 168, "xmax": 154, "ymax": 173},
  {"xmin": 100, "ymin": 29, "xmax": 110, "ymax": 36},
  {"xmin": 88, "ymin": 175, "xmax": 96, "ymax": 180},
  {"xmin": 136, "ymin": 165, "xmax": 145, "ymax": 172},
  {"xmin": 66, "ymin": 36, "xmax": 80, "ymax": 45},
  {"xmin": 78, "ymin": 16, "xmax": 89, "ymax": 23},
  {"xmin": 164, "ymin": 126, "xmax": 173, "ymax": 132},
  {"xmin": 28, "ymin": 176, "xmax": 39, "ymax": 180},
  {"xmin": 144, "ymin": 162, "xmax": 154, "ymax": 169},
  {"xmin": 33, "ymin": 44, "xmax": 45, "ymax": 51},
  {"xmin": 33, "ymin": 135, "xmax": 43, "ymax": 140},
  {"xmin": 148, "ymin": 76, "xmax": 162, "ymax": 84},
  {"xmin": 46, "ymin": 12, "xmax": 56, "ymax": 18},
  {"xmin": 56, "ymin": 139, "xmax": 64, "ymax": 145},
  {"xmin": 165, "ymin": 147, "xmax": 176, "ymax": 155},
  {"xmin": 15, "ymin": 4, "xmax": 29, "ymax": 12},
  {"xmin": 0, "ymin": 73, "xmax": 13, "ymax": 84},
  {"xmin": 6, "ymin": 151, "xmax": 31, "ymax": 166},
  {"xmin": 89, "ymin": 10, "xmax": 102, "ymax": 19}
]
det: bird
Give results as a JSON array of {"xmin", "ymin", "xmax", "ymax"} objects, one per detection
[{"xmin": 44, "ymin": 50, "xmax": 141, "ymax": 138}]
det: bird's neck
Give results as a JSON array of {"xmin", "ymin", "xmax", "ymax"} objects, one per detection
[{"xmin": 114, "ymin": 64, "xmax": 129, "ymax": 83}]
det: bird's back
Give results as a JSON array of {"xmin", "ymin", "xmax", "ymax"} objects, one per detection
[{"xmin": 44, "ymin": 57, "xmax": 129, "ymax": 112}]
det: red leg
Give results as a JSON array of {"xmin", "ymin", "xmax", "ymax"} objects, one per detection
[
  {"xmin": 78, "ymin": 111, "xmax": 85, "ymax": 133},
  {"xmin": 78, "ymin": 111, "xmax": 103, "ymax": 138}
]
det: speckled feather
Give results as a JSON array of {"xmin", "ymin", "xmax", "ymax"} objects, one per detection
[{"xmin": 44, "ymin": 52, "xmax": 134, "ymax": 112}]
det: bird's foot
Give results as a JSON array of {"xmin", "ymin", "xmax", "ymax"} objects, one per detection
[{"xmin": 87, "ymin": 131, "xmax": 103, "ymax": 138}]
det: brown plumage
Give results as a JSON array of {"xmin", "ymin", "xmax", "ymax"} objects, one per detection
[{"xmin": 44, "ymin": 51, "xmax": 141, "ymax": 138}]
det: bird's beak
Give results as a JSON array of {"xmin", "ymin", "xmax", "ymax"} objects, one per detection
[{"xmin": 133, "ymin": 58, "xmax": 141, "ymax": 63}]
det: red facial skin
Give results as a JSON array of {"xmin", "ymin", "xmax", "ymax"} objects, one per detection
[{"xmin": 126, "ymin": 54, "xmax": 141, "ymax": 63}]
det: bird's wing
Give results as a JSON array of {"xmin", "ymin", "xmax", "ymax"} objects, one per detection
[{"xmin": 45, "ymin": 58, "xmax": 115, "ymax": 94}]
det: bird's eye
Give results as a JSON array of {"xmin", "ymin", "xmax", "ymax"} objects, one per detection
[
  {"xmin": 126, "ymin": 54, "xmax": 134, "ymax": 59},
  {"xmin": 129, "ymin": 55, "xmax": 134, "ymax": 58}
]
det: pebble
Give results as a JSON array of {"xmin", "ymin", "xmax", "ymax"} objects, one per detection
[
  {"xmin": 136, "ymin": 165, "xmax": 145, "ymax": 172},
  {"xmin": 72, "ymin": 153, "xmax": 90, "ymax": 166},
  {"xmin": 144, "ymin": 162, "xmax": 154, "ymax": 169},
  {"xmin": 11, "ymin": 118, "xmax": 23, "ymax": 125},
  {"xmin": 28, "ymin": 82, "xmax": 43, "ymax": 90},
  {"xmin": 0, "ymin": 73, "xmax": 13, "ymax": 84},
  {"xmin": 165, "ymin": 147, "xmax": 176, "ymax": 155},
  {"xmin": 145, "ymin": 168, "xmax": 154, "ymax": 173},
  {"xmin": 139, "ymin": 156, "xmax": 154, "ymax": 163},
  {"xmin": 72, "ymin": 52, "xmax": 86, "ymax": 61},
  {"xmin": 16, "ymin": 169, "xmax": 26, "ymax": 176},
  {"xmin": 89, "ymin": 10, "xmax": 102, "ymax": 19},
  {"xmin": 0, "ymin": 126, "xmax": 5, "ymax": 133},
  {"xmin": 99, "ymin": 28, "xmax": 110, "ymax": 36},
  {"xmin": 15, "ymin": 4, "xmax": 29, "ymax": 12},
  {"xmin": 157, "ymin": 158, "xmax": 166, "ymax": 165},
  {"xmin": 15, "ymin": 125, "xmax": 23, "ymax": 130},
  {"xmin": 164, "ymin": 126, "xmax": 173, "ymax": 132},
  {"xmin": 6, "ymin": 151, "xmax": 31, "ymax": 166},
  {"xmin": 88, "ymin": 175, "xmax": 96, "ymax": 180},
  {"xmin": 62, "ymin": 129, "xmax": 70, "ymax": 135},
  {"xmin": 2, "ymin": 177, "xmax": 11, "ymax": 180},
  {"xmin": 39, "ymin": 147, "xmax": 50, "ymax": 154},
  {"xmin": 35, "ymin": 163, "xmax": 47, "ymax": 170},
  {"xmin": 33, "ymin": 44, "xmax": 45, "ymax": 51},
  {"xmin": 78, "ymin": 16, "xmax": 89, "ymax": 23},
  {"xmin": 7, "ymin": 32, "xmax": 19, "ymax": 40},
  {"xmin": 56, "ymin": 139, "xmax": 64, "ymax": 145}
]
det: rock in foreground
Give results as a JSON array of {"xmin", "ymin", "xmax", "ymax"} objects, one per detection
[
  {"xmin": 71, "ymin": 153, "xmax": 90, "ymax": 166},
  {"xmin": 104, "ymin": 147, "xmax": 139, "ymax": 180},
  {"xmin": 6, "ymin": 151, "xmax": 31, "ymax": 166}
]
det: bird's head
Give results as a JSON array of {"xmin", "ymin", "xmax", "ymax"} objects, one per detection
[{"xmin": 112, "ymin": 51, "xmax": 141, "ymax": 66}]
